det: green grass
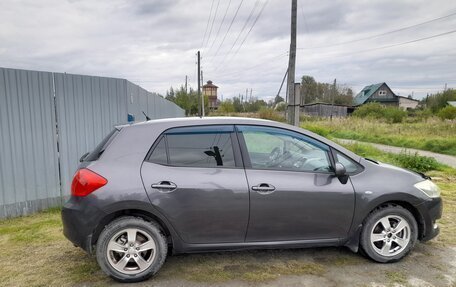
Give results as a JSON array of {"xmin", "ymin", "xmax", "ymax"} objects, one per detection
[
  {"xmin": 386, "ymin": 271, "xmax": 408, "ymax": 285},
  {"xmin": 339, "ymin": 142, "xmax": 449, "ymax": 173},
  {"xmin": 301, "ymin": 117, "xmax": 456, "ymax": 156}
]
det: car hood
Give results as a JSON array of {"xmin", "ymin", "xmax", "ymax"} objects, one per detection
[{"xmin": 361, "ymin": 158, "xmax": 428, "ymax": 182}]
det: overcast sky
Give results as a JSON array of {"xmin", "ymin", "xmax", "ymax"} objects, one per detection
[{"xmin": 1, "ymin": 0, "xmax": 455, "ymax": 101}]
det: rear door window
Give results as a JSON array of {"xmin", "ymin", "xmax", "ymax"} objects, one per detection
[{"xmin": 148, "ymin": 125, "xmax": 238, "ymax": 168}]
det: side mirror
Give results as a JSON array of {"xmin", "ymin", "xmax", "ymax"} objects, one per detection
[
  {"xmin": 79, "ymin": 152, "xmax": 89, "ymax": 162},
  {"xmin": 334, "ymin": 162, "xmax": 346, "ymax": 177}
]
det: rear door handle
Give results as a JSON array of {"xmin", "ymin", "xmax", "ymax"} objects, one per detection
[
  {"xmin": 252, "ymin": 183, "xmax": 275, "ymax": 194},
  {"xmin": 151, "ymin": 181, "xmax": 177, "ymax": 193}
]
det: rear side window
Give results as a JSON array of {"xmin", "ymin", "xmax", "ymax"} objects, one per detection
[
  {"xmin": 148, "ymin": 137, "xmax": 167, "ymax": 165},
  {"xmin": 148, "ymin": 125, "xmax": 236, "ymax": 168},
  {"xmin": 84, "ymin": 129, "xmax": 119, "ymax": 161}
]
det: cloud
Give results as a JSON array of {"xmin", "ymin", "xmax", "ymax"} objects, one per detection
[{"xmin": 0, "ymin": 0, "xmax": 455, "ymax": 101}]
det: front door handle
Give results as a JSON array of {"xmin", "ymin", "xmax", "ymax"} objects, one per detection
[
  {"xmin": 151, "ymin": 181, "xmax": 177, "ymax": 193},
  {"xmin": 252, "ymin": 183, "xmax": 275, "ymax": 194}
]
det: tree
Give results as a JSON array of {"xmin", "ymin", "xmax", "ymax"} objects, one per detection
[
  {"xmin": 424, "ymin": 89, "xmax": 456, "ymax": 113},
  {"xmin": 437, "ymin": 105, "xmax": 456, "ymax": 120},
  {"xmin": 219, "ymin": 100, "xmax": 235, "ymax": 113},
  {"xmin": 300, "ymin": 75, "xmax": 318, "ymax": 103},
  {"xmin": 300, "ymin": 75, "xmax": 354, "ymax": 105},
  {"xmin": 165, "ymin": 86, "xmax": 204, "ymax": 116}
]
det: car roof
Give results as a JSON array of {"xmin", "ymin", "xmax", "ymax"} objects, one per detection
[{"xmin": 131, "ymin": 116, "xmax": 276, "ymax": 126}]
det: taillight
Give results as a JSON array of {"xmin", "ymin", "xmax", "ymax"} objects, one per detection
[{"xmin": 71, "ymin": 168, "xmax": 107, "ymax": 197}]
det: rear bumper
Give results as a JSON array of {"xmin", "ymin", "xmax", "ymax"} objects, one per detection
[
  {"xmin": 416, "ymin": 197, "xmax": 442, "ymax": 242},
  {"xmin": 61, "ymin": 197, "xmax": 104, "ymax": 254}
]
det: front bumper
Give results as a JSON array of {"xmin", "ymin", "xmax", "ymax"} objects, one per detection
[{"xmin": 416, "ymin": 196, "xmax": 442, "ymax": 242}]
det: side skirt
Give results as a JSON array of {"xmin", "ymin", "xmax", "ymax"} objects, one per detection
[{"xmin": 174, "ymin": 238, "xmax": 342, "ymax": 254}]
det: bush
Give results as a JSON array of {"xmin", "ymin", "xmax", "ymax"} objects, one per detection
[
  {"xmin": 392, "ymin": 151, "xmax": 440, "ymax": 173},
  {"xmin": 353, "ymin": 103, "xmax": 407, "ymax": 123},
  {"xmin": 274, "ymin": 101, "xmax": 286, "ymax": 112},
  {"xmin": 437, "ymin": 106, "xmax": 456, "ymax": 120},
  {"xmin": 258, "ymin": 107, "xmax": 285, "ymax": 122},
  {"xmin": 218, "ymin": 101, "xmax": 235, "ymax": 113},
  {"xmin": 302, "ymin": 124, "xmax": 331, "ymax": 137},
  {"xmin": 352, "ymin": 102, "xmax": 384, "ymax": 118},
  {"xmin": 425, "ymin": 89, "xmax": 456, "ymax": 113},
  {"xmin": 383, "ymin": 107, "xmax": 408, "ymax": 123}
]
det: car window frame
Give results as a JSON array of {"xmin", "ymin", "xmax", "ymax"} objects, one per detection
[
  {"xmin": 145, "ymin": 124, "xmax": 244, "ymax": 169},
  {"xmin": 330, "ymin": 147, "xmax": 365, "ymax": 175},
  {"xmin": 235, "ymin": 124, "xmax": 337, "ymax": 174}
]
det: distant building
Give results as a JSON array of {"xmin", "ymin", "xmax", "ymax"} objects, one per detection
[
  {"xmin": 301, "ymin": 102, "xmax": 355, "ymax": 118},
  {"xmin": 202, "ymin": 80, "xmax": 219, "ymax": 110},
  {"xmin": 353, "ymin": 82, "xmax": 419, "ymax": 110},
  {"xmin": 447, "ymin": 101, "xmax": 456, "ymax": 107}
]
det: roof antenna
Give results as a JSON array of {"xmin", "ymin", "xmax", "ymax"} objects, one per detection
[{"xmin": 142, "ymin": 111, "xmax": 151, "ymax": 121}]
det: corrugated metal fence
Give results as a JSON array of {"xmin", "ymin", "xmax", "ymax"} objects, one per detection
[{"xmin": 0, "ymin": 67, "xmax": 185, "ymax": 218}]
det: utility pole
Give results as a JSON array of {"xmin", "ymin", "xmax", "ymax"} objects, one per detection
[
  {"xmin": 287, "ymin": 0, "xmax": 298, "ymax": 126},
  {"xmin": 197, "ymin": 51, "xmax": 201, "ymax": 117},
  {"xmin": 201, "ymin": 70, "xmax": 205, "ymax": 116},
  {"xmin": 250, "ymin": 88, "xmax": 253, "ymax": 101},
  {"xmin": 444, "ymin": 83, "xmax": 448, "ymax": 91}
]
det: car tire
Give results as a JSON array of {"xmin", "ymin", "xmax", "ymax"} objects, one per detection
[
  {"xmin": 96, "ymin": 216, "xmax": 168, "ymax": 283},
  {"xmin": 360, "ymin": 204, "xmax": 418, "ymax": 263}
]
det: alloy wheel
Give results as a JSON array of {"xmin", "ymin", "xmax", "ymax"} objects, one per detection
[
  {"xmin": 370, "ymin": 215, "xmax": 411, "ymax": 257},
  {"xmin": 106, "ymin": 228, "xmax": 157, "ymax": 275}
]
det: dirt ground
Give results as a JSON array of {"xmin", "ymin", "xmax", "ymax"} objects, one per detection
[
  {"xmin": 0, "ymin": 216, "xmax": 455, "ymax": 287},
  {"xmin": 118, "ymin": 243, "xmax": 456, "ymax": 287}
]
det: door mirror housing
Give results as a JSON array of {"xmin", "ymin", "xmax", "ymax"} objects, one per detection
[{"xmin": 334, "ymin": 162, "xmax": 346, "ymax": 177}]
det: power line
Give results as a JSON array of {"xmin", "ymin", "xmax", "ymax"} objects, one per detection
[
  {"xmin": 229, "ymin": 0, "xmax": 269, "ymax": 63},
  {"xmin": 201, "ymin": 0, "xmax": 216, "ymax": 49},
  {"xmin": 215, "ymin": 0, "xmax": 260, "ymax": 71},
  {"xmin": 207, "ymin": 0, "xmax": 232, "ymax": 54},
  {"xmin": 216, "ymin": 51, "xmax": 288, "ymax": 79},
  {"xmin": 205, "ymin": 0, "xmax": 221, "ymax": 48},
  {"xmin": 215, "ymin": 28, "xmax": 456, "ymax": 84},
  {"xmin": 298, "ymin": 10, "xmax": 456, "ymax": 50},
  {"xmin": 211, "ymin": 0, "xmax": 244, "ymax": 60},
  {"xmin": 330, "ymin": 28, "xmax": 456, "ymax": 56}
]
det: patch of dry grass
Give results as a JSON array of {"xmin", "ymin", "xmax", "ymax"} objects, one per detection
[
  {"xmin": 428, "ymin": 171, "xmax": 456, "ymax": 246},
  {"xmin": 158, "ymin": 250, "xmax": 326, "ymax": 283}
]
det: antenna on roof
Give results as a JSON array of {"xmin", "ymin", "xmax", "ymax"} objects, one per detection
[{"xmin": 142, "ymin": 111, "xmax": 151, "ymax": 121}]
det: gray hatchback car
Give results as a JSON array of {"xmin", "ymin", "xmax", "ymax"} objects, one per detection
[{"xmin": 62, "ymin": 117, "xmax": 442, "ymax": 282}]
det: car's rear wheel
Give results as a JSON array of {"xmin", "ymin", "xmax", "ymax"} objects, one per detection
[
  {"xmin": 96, "ymin": 216, "xmax": 167, "ymax": 282},
  {"xmin": 360, "ymin": 205, "xmax": 418, "ymax": 263}
]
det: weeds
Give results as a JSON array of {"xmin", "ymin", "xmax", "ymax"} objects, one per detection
[{"xmin": 301, "ymin": 117, "xmax": 456, "ymax": 156}]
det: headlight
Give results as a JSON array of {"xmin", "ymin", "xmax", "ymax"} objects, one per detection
[{"xmin": 414, "ymin": 180, "xmax": 440, "ymax": 198}]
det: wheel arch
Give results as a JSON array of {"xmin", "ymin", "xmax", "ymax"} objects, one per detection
[
  {"xmin": 91, "ymin": 208, "xmax": 177, "ymax": 251},
  {"xmin": 374, "ymin": 201, "xmax": 425, "ymax": 240},
  {"xmin": 345, "ymin": 199, "xmax": 425, "ymax": 253}
]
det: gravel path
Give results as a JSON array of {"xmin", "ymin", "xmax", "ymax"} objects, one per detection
[{"xmin": 336, "ymin": 138, "xmax": 456, "ymax": 169}]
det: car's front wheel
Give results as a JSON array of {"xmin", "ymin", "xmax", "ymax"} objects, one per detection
[
  {"xmin": 360, "ymin": 204, "xmax": 418, "ymax": 263},
  {"xmin": 96, "ymin": 216, "xmax": 167, "ymax": 282}
]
